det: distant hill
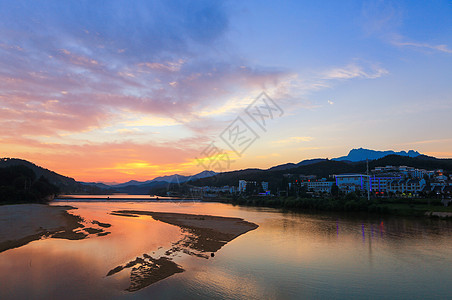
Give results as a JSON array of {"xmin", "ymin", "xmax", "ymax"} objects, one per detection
[
  {"xmin": 0, "ymin": 158, "xmax": 218, "ymax": 195},
  {"xmin": 79, "ymin": 182, "xmax": 112, "ymax": 189},
  {"xmin": 267, "ymin": 158, "xmax": 327, "ymax": 171},
  {"xmin": 333, "ymin": 148, "xmax": 421, "ymax": 162},
  {"xmin": 0, "ymin": 164, "xmax": 60, "ymax": 203},
  {"xmin": 0, "ymin": 158, "xmax": 80, "ymax": 193},
  {"xmin": 103, "ymin": 170, "xmax": 217, "ymax": 194},
  {"xmin": 112, "ymin": 181, "xmax": 170, "ymax": 195},
  {"xmin": 188, "ymin": 154, "xmax": 452, "ymax": 192},
  {"xmin": 4, "ymin": 150, "xmax": 450, "ymax": 196},
  {"xmin": 0, "ymin": 158, "xmax": 113, "ymax": 194},
  {"xmin": 153, "ymin": 170, "xmax": 217, "ymax": 183},
  {"xmin": 110, "ymin": 170, "xmax": 217, "ymax": 189},
  {"xmin": 266, "ymin": 148, "xmax": 423, "ymax": 172},
  {"xmin": 367, "ymin": 154, "xmax": 452, "ymax": 171}
]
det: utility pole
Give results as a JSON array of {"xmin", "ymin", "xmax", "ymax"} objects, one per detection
[{"xmin": 366, "ymin": 158, "xmax": 370, "ymax": 201}]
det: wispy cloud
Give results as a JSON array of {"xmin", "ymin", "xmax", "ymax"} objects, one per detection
[
  {"xmin": 392, "ymin": 40, "xmax": 452, "ymax": 54},
  {"xmin": 0, "ymin": 1, "xmax": 292, "ymax": 140},
  {"xmin": 322, "ymin": 63, "xmax": 388, "ymax": 80},
  {"xmin": 397, "ymin": 138, "xmax": 452, "ymax": 146}
]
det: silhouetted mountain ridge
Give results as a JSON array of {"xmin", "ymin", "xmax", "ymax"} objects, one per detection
[
  {"xmin": 0, "ymin": 158, "xmax": 79, "ymax": 192},
  {"xmin": 268, "ymin": 158, "xmax": 327, "ymax": 171},
  {"xmin": 187, "ymin": 154, "xmax": 452, "ymax": 192},
  {"xmin": 333, "ymin": 148, "xmax": 421, "ymax": 162},
  {"xmin": 110, "ymin": 170, "xmax": 217, "ymax": 188},
  {"xmin": 3, "ymin": 150, "xmax": 451, "ymax": 195}
]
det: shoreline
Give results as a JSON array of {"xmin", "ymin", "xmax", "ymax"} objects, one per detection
[
  {"xmin": 210, "ymin": 196, "xmax": 452, "ymax": 218},
  {"xmin": 107, "ymin": 210, "xmax": 259, "ymax": 291},
  {"xmin": 0, "ymin": 204, "xmax": 111, "ymax": 253}
]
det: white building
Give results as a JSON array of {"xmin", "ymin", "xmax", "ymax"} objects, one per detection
[
  {"xmin": 335, "ymin": 174, "xmax": 370, "ymax": 193},
  {"xmin": 372, "ymin": 165, "xmax": 429, "ymax": 179},
  {"xmin": 369, "ymin": 176, "xmax": 403, "ymax": 193},
  {"xmin": 238, "ymin": 180, "xmax": 247, "ymax": 193},
  {"xmin": 387, "ymin": 178, "xmax": 426, "ymax": 194},
  {"xmin": 304, "ymin": 180, "xmax": 334, "ymax": 193}
]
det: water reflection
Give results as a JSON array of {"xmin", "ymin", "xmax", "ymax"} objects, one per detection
[{"xmin": 0, "ymin": 201, "xmax": 451, "ymax": 299}]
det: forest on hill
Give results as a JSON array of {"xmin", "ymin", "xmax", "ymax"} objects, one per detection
[{"xmin": 0, "ymin": 165, "xmax": 60, "ymax": 204}]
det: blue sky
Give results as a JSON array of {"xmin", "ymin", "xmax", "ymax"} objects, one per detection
[{"xmin": 1, "ymin": 0, "xmax": 451, "ymax": 181}]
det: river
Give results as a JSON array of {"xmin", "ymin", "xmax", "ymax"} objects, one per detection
[{"xmin": 1, "ymin": 199, "xmax": 451, "ymax": 299}]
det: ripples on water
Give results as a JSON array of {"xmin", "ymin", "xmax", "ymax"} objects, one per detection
[{"xmin": 0, "ymin": 200, "xmax": 451, "ymax": 299}]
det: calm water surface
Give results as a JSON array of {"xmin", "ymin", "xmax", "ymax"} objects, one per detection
[{"xmin": 1, "ymin": 200, "xmax": 451, "ymax": 299}]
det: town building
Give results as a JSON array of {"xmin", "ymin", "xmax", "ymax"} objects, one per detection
[
  {"xmin": 299, "ymin": 174, "xmax": 317, "ymax": 181},
  {"xmin": 387, "ymin": 178, "xmax": 426, "ymax": 195},
  {"xmin": 369, "ymin": 175, "xmax": 403, "ymax": 193},
  {"xmin": 303, "ymin": 179, "xmax": 334, "ymax": 193},
  {"xmin": 372, "ymin": 165, "xmax": 430, "ymax": 179},
  {"xmin": 189, "ymin": 185, "xmax": 237, "ymax": 196},
  {"xmin": 238, "ymin": 180, "xmax": 270, "ymax": 194},
  {"xmin": 238, "ymin": 180, "xmax": 247, "ymax": 193},
  {"xmin": 428, "ymin": 179, "xmax": 452, "ymax": 195},
  {"xmin": 335, "ymin": 174, "xmax": 370, "ymax": 193}
]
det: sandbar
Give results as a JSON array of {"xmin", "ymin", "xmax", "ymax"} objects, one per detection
[
  {"xmin": 107, "ymin": 210, "xmax": 258, "ymax": 291},
  {"xmin": 0, "ymin": 204, "xmax": 110, "ymax": 252}
]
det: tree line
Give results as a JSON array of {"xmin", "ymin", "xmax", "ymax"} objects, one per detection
[{"xmin": 0, "ymin": 165, "xmax": 60, "ymax": 204}]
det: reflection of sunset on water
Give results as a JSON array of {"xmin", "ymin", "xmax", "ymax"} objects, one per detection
[{"xmin": 1, "ymin": 201, "xmax": 451, "ymax": 299}]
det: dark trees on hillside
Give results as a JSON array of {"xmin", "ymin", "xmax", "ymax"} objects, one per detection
[{"xmin": 0, "ymin": 166, "xmax": 59, "ymax": 204}]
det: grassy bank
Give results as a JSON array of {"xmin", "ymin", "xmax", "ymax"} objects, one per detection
[{"xmin": 218, "ymin": 196, "xmax": 452, "ymax": 217}]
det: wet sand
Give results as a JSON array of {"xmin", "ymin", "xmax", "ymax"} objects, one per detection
[
  {"xmin": 0, "ymin": 204, "xmax": 110, "ymax": 252},
  {"xmin": 108, "ymin": 210, "xmax": 258, "ymax": 291},
  {"xmin": 0, "ymin": 205, "xmax": 258, "ymax": 292}
]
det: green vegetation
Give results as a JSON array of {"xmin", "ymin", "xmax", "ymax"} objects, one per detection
[
  {"xmin": 0, "ymin": 165, "xmax": 60, "ymax": 204},
  {"xmin": 190, "ymin": 154, "xmax": 452, "ymax": 190},
  {"xmin": 224, "ymin": 194, "xmax": 452, "ymax": 217}
]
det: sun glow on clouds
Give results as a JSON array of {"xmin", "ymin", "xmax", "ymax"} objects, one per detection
[
  {"xmin": 273, "ymin": 136, "xmax": 313, "ymax": 144},
  {"xmin": 2, "ymin": 138, "xmax": 206, "ymax": 182},
  {"xmin": 1, "ymin": 1, "xmax": 450, "ymax": 181},
  {"xmin": 120, "ymin": 115, "xmax": 181, "ymax": 127},
  {"xmin": 109, "ymin": 162, "xmax": 158, "ymax": 173},
  {"xmin": 0, "ymin": 42, "xmax": 396, "ymax": 183}
]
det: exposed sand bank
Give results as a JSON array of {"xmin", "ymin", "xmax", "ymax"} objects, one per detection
[
  {"xmin": 425, "ymin": 211, "xmax": 452, "ymax": 218},
  {"xmin": 107, "ymin": 210, "xmax": 258, "ymax": 292},
  {"xmin": 0, "ymin": 204, "xmax": 111, "ymax": 252}
]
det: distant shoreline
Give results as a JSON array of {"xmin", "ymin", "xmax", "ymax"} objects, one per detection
[
  {"xmin": 207, "ymin": 195, "xmax": 452, "ymax": 218},
  {"xmin": 56, "ymin": 195, "xmax": 200, "ymax": 201}
]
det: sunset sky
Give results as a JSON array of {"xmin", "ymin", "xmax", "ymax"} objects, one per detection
[{"xmin": 1, "ymin": 1, "xmax": 451, "ymax": 183}]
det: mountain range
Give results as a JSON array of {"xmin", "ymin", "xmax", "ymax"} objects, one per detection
[
  {"xmin": 187, "ymin": 153, "xmax": 452, "ymax": 194},
  {"xmin": 0, "ymin": 158, "xmax": 80, "ymax": 190},
  {"xmin": 333, "ymin": 148, "xmax": 421, "ymax": 162},
  {"xmin": 2, "ymin": 148, "xmax": 449, "ymax": 195},
  {"xmin": 108, "ymin": 170, "xmax": 217, "ymax": 188}
]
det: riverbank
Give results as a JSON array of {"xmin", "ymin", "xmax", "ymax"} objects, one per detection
[
  {"xmin": 0, "ymin": 204, "xmax": 111, "ymax": 252},
  {"xmin": 213, "ymin": 196, "xmax": 452, "ymax": 217}
]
